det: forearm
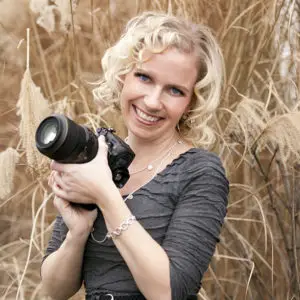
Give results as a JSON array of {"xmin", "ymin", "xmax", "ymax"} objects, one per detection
[
  {"xmin": 41, "ymin": 232, "xmax": 87, "ymax": 300},
  {"xmin": 99, "ymin": 191, "xmax": 171, "ymax": 300}
]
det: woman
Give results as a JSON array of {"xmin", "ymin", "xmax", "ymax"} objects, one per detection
[{"xmin": 41, "ymin": 11, "xmax": 229, "ymax": 300}]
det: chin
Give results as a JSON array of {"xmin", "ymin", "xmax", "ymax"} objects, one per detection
[{"xmin": 128, "ymin": 125, "xmax": 176, "ymax": 142}]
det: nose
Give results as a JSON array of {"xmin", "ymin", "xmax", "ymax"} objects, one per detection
[{"xmin": 143, "ymin": 87, "xmax": 163, "ymax": 111}]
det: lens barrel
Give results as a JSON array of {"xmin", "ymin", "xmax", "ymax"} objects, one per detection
[{"xmin": 35, "ymin": 114, "xmax": 98, "ymax": 163}]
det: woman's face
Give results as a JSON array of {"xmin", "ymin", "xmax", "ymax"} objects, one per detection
[{"xmin": 120, "ymin": 47, "xmax": 198, "ymax": 142}]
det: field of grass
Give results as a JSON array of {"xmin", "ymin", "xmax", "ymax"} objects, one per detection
[{"xmin": 0, "ymin": 0, "xmax": 299, "ymax": 299}]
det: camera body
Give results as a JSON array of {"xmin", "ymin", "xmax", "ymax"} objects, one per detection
[{"xmin": 35, "ymin": 114, "xmax": 135, "ymax": 210}]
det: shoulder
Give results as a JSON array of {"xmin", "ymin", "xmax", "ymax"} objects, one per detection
[
  {"xmin": 177, "ymin": 148, "xmax": 226, "ymax": 174},
  {"xmin": 160, "ymin": 147, "xmax": 227, "ymax": 183},
  {"xmin": 154, "ymin": 148, "xmax": 229, "ymax": 202},
  {"xmin": 176, "ymin": 148, "xmax": 229, "ymax": 195}
]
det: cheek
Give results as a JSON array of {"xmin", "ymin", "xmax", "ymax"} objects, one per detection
[
  {"xmin": 182, "ymin": 96, "xmax": 193, "ymax": 113},
  {"xmin": 121, "ymin": 80, "xmax": 145, "ymax": 105},
  {"xmin": 168, "ymin": 99, "xmax": 191, "ymax": 119},
  {"xmin": 119, "ymin": 78, "xmax": 132, "ymax": 106},
  {"xmin": 120, "ymin": 86, "xmax": 131, "ymax": 110}
]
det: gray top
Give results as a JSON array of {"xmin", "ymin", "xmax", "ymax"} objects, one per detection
[{"xmin": 43, "ymin": 148, "xmax": 229, "ymax": 299}]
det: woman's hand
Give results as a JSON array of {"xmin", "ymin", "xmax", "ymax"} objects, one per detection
[
  {"xmin": 53, "ymin": 196, "xmax": 98, "ymax": 238},
  {"xmin": 50, "ymin": 136, "xmax": 115, "ymax": 207}
]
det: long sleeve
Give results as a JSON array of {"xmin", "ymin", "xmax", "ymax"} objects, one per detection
[
  {"xmin": 42, "ymin": 215, "xmax": 68, "ymax": 263},
  {"xmin": 162, "ymin": 154, "xmax": 229, "ymax": 299}
]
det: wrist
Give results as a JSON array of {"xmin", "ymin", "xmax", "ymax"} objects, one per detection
[
  {"xmin": 94, "ymin": 182, "xmax": 122, "ymax": 211},
  {"xmin": 99, "ymin": 194, "xmax": 133, "ymax": 233},
  {"xmin": 66, "ymin": 230, "xmax": 90, "ymax": 247}
]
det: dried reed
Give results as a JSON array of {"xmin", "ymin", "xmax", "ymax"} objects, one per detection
[
  {"xmin": 254, "ymin": 112, "xmax": 300, "ymax": 163},
  {"xmin": 0, "ymin": 148, "xmax": 20, "ymax": 199},
  {"xmin": 16, "ymin": 29, "xmax": 52, "ymax": 175},
  {"xmin": 225, "ymin": 97, "xmax": 270, "ymax": 148}
]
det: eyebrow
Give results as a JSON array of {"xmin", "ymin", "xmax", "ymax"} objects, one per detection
[{"xmin": 135, "ymin": 68, "xmax": 190, "ymax": 94}]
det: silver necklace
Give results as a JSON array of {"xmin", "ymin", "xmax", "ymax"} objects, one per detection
[
  {"xmin": 125, "ymin": 138, "xmax": 182, "ymax": 175},
  {"xmin": 90, "ymin": 139, "xmax": 183, "ymax": 244}
]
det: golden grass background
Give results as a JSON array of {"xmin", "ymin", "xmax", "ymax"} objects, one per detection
[{"xmin": 0, "ymin": 0, "xmax": 299, "ymax": 299}]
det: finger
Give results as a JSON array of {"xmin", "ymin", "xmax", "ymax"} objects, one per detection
[
  {"xmin": 98, "ymin": 135, "xmax": 107, "ymax": 147},
  {"xmin": 50, "ymin": 160, "xmax": 72, "ymax": 173},
  {"xmin": 49, "ymin": 171, "xmax": 58, "ymax": 187},
  {"xmin": 52, "ymin": 182, "xmax": 83, "ymax": 204},
  {"xmin": 53, "ymin": 196, "xmax": 71, "ymax": 213},
  {"xmin": 98, "ymin": 135, "xmax": 108, "ymax": 156},
  {"xmin": 52, "ymin": 182, "xmax": 70, "ymax": 200},
  {"xmin": 53, "ymin": 172, "xmax": 70, "ymax": 191},
  {"xmin": 48, "ymin": 171, "xmax": 54, "ymax": 187}
]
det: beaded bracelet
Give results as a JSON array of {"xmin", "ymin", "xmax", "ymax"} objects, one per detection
[{"xmin": 107, "ymin": 215, "xmax": 136, "ymax": 239}]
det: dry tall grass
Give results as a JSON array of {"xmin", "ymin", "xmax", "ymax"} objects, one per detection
[{"xmin": 0, "ymin": 0, "xmax": 299, "ymax": 299}]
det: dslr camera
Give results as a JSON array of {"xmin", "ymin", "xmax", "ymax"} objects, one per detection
[{"xmin": 35, "ymin": 114, "xmax": 135, "ymax": 210}]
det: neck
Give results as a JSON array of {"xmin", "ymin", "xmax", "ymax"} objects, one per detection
[{"xmin": 126, "ymin": 132, "xmax": 180, "ymax": 165}]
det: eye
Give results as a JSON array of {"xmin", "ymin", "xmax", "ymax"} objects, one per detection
[
  {"xmin": 169, "ymin": 87, "xmax": 185, "ymax": 96},
  {"xmin": 134, "ymin": 72, "xmax": 151, "ymax": 82}
]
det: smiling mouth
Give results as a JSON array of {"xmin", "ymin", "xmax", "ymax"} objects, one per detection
[{"xmin": 133, "ymin": 106, "xmax": 162, "ymax": 123}]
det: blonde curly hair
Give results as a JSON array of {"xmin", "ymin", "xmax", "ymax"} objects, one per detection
[{"xmin": 93, "ymin": 11, "xmax": 224, "ymax": 149}]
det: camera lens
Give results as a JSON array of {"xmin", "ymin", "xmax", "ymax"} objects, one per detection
[
  {"xmin": 36, "ymin": 115, "xmax": 68, "ymax": 160},
  {"xmin": 39, "ymin": 120, "xmax": 58, "ymax": 145},
  {"xmin": 36, "ymin": 116, "xmax": 63, "ymax": 152},
  {"xmin": 36, "ymin": 114, "xmax": 99, "ymax": 163}
]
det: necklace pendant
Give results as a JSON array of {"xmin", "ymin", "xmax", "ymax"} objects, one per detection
[
  {"xmin": 127, "ymin": 194, "xmax": 133, "ymax": 200},
  {"xmin": 147, "ymin": 164, "xmax": 153, "ymax": 171}
]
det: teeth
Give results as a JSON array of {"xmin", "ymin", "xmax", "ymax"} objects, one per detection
[{"xmin": 136, "ymin": 107, "xmax": 160, "ymax": 122}]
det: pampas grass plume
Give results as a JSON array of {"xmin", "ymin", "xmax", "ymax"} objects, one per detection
[
  {"xmin": 16, "ymin": 28, "xmax": 52, "ymax": 175},
  {"xmin": 0, "ymin": 147, "xmax": 20, "ymax": 199},
  {"xmin": 30, "ymin": 0, "xmax": 79, "ymax": 33},
  {"xmin": 255, "ymin": 112, "xmax": 300, "ymax": 162},
  {"xmin": 16, "ymin": 68, "xmax": 52, "ymax": 174},
  {"xmin": 225, "ymin": 98, "xmax": 270, "ymax": 148}
]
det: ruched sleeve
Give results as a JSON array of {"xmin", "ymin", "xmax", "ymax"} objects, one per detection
[
  {"xmin": 42, "ymin": 215, "xmax": 68, "ymax": 263},
  {"xmin": 162, "ymin": 154, "xmax": 229, "ymax": 300}
]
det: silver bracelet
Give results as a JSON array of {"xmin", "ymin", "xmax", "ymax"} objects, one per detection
[{"xmin": 107, "ymin": 215, "xmax": 136, "ymax": 239}]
